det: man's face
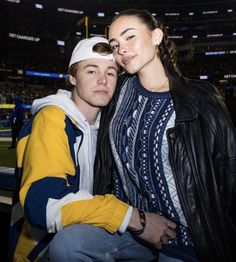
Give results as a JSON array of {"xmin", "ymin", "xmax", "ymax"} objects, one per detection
[{"xmin": 69, "ymin": 58, "xmax": 118, "ymax": 110}]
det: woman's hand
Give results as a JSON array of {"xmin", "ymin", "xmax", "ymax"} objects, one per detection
[{"xmin": 128, "ymin": 208, "xmax": 176, "ymax": 249}]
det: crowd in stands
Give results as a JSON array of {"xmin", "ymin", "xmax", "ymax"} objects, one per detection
[
  {"xmin": 0, "ymin": 85, "xmax": 58, "ymax": 105},
  {"xmin": 0, "ymin": 82, "xmax": 60, "ymax": 105},
  {"xmin": 0, "ymin": 80, "xmax": 63, "ymax": 122}
]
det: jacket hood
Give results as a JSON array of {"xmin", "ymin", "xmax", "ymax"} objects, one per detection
[{"xmin": 31, "ymin": 89, "xmax": 100, "ymax": 131}]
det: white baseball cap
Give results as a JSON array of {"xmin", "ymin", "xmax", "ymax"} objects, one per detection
[{"xmin": 69, "ymin": 36, "xmax": 115, "ymax": 67}]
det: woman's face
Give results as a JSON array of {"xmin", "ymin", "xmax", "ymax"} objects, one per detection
[{"xmin": 109, "ymin": 15, "xmax": 161, "ymax": 75}]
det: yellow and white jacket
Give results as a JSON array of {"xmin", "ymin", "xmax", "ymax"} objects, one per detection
[{"xmin": 9, "ymin": 90, "xmax": 130, "ymax": 261}]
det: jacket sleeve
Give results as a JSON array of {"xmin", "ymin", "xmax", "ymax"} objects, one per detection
[
  {"xmin": 18, "ymin": 106, "xmax": 129, "ymax": 234},
  {"xmin": 200, "ymin": 82, "xmax": 236, "ymax": 221},
  {"xmin": 217, "ymin": 103, "xmax": 236, "ymax": 221}
]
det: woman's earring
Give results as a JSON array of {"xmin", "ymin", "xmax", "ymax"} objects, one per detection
[{"xmin": 155, "ymin": 44, "xmax": 160, "ymax": 58}]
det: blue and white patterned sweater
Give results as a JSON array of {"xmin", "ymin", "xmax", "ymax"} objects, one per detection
[{"xmin": 110, "ymin": 76, "xmax": 193, "ymax": 247}]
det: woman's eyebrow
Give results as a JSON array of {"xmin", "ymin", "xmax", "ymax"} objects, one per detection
[{"xmin": 109, "ymin": 28, "xmax": 135, "ymax": 44}]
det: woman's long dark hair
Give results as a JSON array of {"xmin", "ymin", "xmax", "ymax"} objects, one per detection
[{"xmin": 93, "ymin": 9, "xmax": 182, "ymax": 194}]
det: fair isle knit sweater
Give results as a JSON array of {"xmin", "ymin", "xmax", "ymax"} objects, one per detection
[{"xmin": 110, "ymin": 76, "xmax": 193, "ymax": 247}]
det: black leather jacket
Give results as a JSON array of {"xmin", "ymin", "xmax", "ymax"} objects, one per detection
[
  {"xmin": 94, "ymin": 75, "xmax": 236, "ymax": 262},
  {"xmin": 168, "ymin": 78, "xmax": 236, "ymax": 262}
]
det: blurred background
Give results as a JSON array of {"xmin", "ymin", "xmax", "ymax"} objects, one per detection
[{"xmin": 0, "ymin": 0, "xmax": 236, "ymax": 260}]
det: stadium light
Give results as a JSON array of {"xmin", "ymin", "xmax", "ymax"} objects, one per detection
[
  {"xmin": 97, "ymin": 12, "xmax": 105, "ymax": 17},
  {"xmin": 57, "ymin": 40, "xmax": 65, "ymax": 46},
  {"xmin": 200, "ymin": 75, "xmax": 208, "ymax": 80},
  {"xmin": 35, "ymin": 3, "xmax": 43, "ymax": 9},
  {"xmin": 5, "ymin": 0, "xmax": 20, "ymax": 3},
  {"xmin": 202, "ymin": 10, "xmax": 218, "ymax": 14}
]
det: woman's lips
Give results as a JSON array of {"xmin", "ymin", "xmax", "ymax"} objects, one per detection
[{"xmin": 122, "ymin": 56, "xmax": 133, "ymax": 65}]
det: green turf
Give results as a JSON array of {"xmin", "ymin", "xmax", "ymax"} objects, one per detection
[{"xmin": 0, "ymin": 141, "xmax": 16, "ymax": 167}]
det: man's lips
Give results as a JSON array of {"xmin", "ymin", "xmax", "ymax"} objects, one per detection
[{"xmin": 94, "ymin": 90, "xmax": 108, "ymax": 95}]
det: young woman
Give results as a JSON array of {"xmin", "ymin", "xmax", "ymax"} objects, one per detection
[
  {"xmin": 49, "ymin": 9, "xmax": 236, "ymax": 262},
  {"xmin": 94, "ymin": 9, "xmax": 236, "ymax": 262}
]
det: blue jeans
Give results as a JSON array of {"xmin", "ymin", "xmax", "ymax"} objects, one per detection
[
  {"xmin": 49, "ymin": 224, "xmax": 158, "ymax": 261},
  {"xmin": 49, "ymin": 224, "xmax": 197, "ymax": 262}
]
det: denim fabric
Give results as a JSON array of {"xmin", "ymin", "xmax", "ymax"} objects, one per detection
[
  {"xmin": 49, "ymin": 224, "xmax": 158, "ymax": 262},
  {"xmin": 49, "ymin": 224, "xmax": 199, "ymax": 262}
]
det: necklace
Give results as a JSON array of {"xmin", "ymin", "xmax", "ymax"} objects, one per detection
[{"xmin": 150, "ymin": 77, "xmax": 169, "ymax": 92}]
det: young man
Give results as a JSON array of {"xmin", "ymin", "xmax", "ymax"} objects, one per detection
[{"xmin": 8, "ymin": 37, "xmax": 130, "ymax": 261}]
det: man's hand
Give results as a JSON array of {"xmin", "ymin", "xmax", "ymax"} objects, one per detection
[{"xmin": 128, "ymin": 208, "xmax": 176, "ymax": 249}]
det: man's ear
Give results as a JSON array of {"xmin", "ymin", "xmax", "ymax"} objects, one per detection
[
  {"xmin": 69, "ymin": 74, "xmax": 76, "ymax": 86},
  {"xmin": 152, "ymin": 28, "xmax": 164, "ymax": 46}
]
